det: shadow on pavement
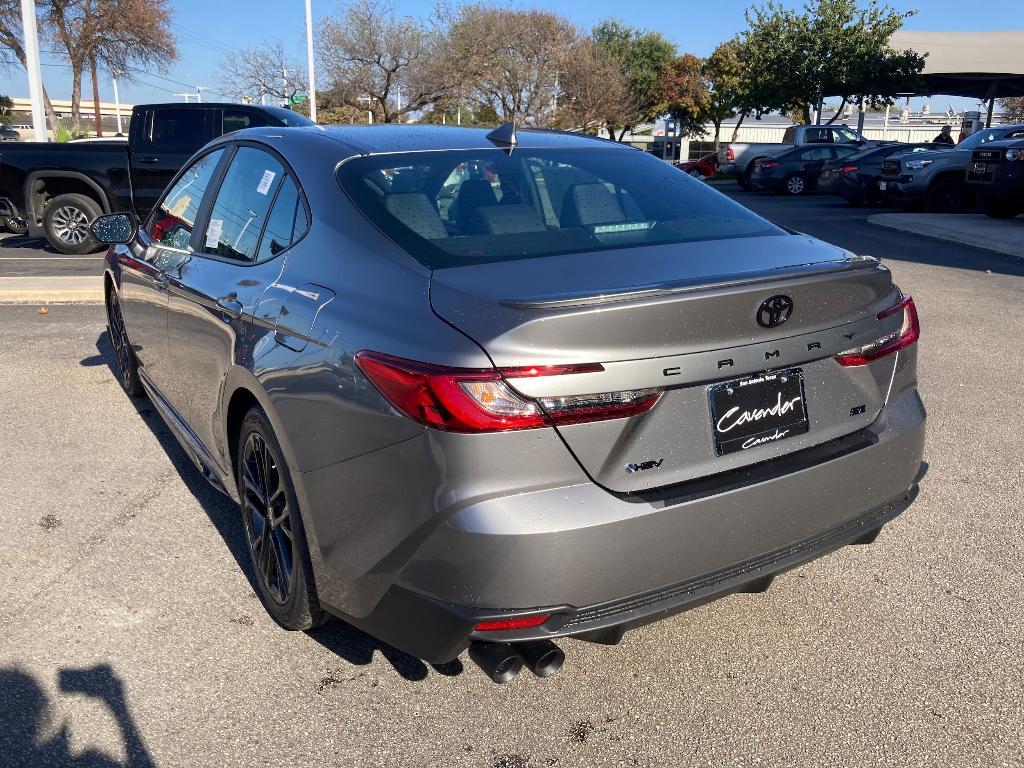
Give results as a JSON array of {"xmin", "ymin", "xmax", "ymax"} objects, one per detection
[
  {"xmin": 0, "ymin": 665, "xmax": 154, "ymax": 768},
  {"xmin": 81, "ymin": 331, "xmax": 461, "ymax": 682}
]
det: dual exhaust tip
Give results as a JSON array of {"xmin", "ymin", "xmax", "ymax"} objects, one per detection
[{"xmin": 469, "ymin": 639, "xmax": 564, "ymax": 683}]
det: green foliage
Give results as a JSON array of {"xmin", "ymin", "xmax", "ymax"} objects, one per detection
[
  {"xmin": 418, "ymin": 102, "xmax": 499, "ymax": 126},
  {"xmin": 52, "ymin": 120, "xmax": 90, "ymax": 143},
  {"xmin": 740, "ymin": 0, "xmax": 925, "ymax": 122},
  {"xmin": 592, "ymin": 19, "xmax": 676, "ymax": 133},
  {"xmin": 0, "ymin": 95, "xmax": 13, "ymax": 126}
]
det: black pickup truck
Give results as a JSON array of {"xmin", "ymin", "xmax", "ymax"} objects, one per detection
[
  {"xmin": 964, "ymin": 138, "xmax": 1024, "ymax": 219},
  {"xmin": 0, "ymin": 102, "xmax": 311, "ymax": 253}
]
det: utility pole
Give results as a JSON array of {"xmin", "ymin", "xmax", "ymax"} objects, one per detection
[
  {"xmin": 112, "ymin": 73, "xmax": 123, "ymax": 134},
  {"xmin": 304, "ymin": 0, "xmax": 317, "ymax": 122},
  {"xmin": 361, "ymin": 94, "xmax": 372, "ymax": 123},
  {"xmin": 20, "ymin": 0, "xmax": 48, "ymax": 141}
]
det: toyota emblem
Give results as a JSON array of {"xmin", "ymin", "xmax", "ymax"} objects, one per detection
[{"xmin": 756, "ymin": 295, "xmax": 794, "ymax": 328}]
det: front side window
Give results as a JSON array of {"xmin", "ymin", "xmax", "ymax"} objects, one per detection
[
  {"xmin": 147, "ymin": 148, "xmax": 226, "ymax": 250},
  {"xmin": 832, "ymin": 127, "xmax": 861, "ymax": 144},
  {"xmin": 202, "ymin": 147, "xmax": 284, "ymax": 262},
  {"xmin": 150, "ymin": 109, "xmax": 206, "ymax": 150},
  {"xmin": 337, "ymin": 148, "xmax": 783, "ymax": 269},
  {"xmin": 223, "ymin": 109, "xmax": 272, "ymax": 134}
]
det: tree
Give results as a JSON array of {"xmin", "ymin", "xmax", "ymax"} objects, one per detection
[
  {"xmin": 592, "ymin": 20, "xmax": 675, "ymax": 139},
  {"xmin": 46, "ymin": 0, "xmax": 177, "ymax": 124},
  {"xmin": 702, "ymin": 39, "xmax": 757, "ymax": 147},
  {"xmin": 449, "ymin": 5, "xmax": 577, "ymax": 127},
  {"xmin": 555, "ymin": 38, "xmax": 631, "ymax": 134},
  {"xmin": 740, "ymin": 0, "xmax": 924, "ymax": 124},
  {"xmin": 219, "ymin": 42, "xmax": 306, "ymax": 104},
  {"xmin": 658, "ymin": 53, "xmax": 709, "ymax": 140},
  {"xmin": 317, "ymin": 0, "xmax": 451, "ymax": 124},
  {"xmin": 1001, "ymin": 97, "xmax": 1024, "ymax": 123},
  {"xmin": 0, "ymin": 94, "xmax": 12, "ymax": 124}
]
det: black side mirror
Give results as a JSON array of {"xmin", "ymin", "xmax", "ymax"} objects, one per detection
[{"xmin": 90, "ymin": 212, "xmax": 137, "ymax": 244}]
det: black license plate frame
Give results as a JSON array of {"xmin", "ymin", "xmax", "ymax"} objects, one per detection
[{"xmin": 708, "ymin": 368, "xmax": 810, "ymax": 456}]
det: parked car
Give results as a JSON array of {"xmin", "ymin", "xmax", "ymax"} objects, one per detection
[
  {"xmin": 748, "ymin": 144, "xmax": 861, "ymax": 195},
  {"xmin": 0, "ymin": 124, "xmax": 21, "ymax": 141},
  {"xmin": 879, "ymin": 124, "xmax": 1024, "ymax": 212},
  {"xmin": 0, "ymin": 102, "xmax": 312, "ymax": 254},
  {"xmin": 94, "ymin": 123, "xmax": 925, "ymax": 682},
  {"xmin": 818, "ymin": 142, "xmax": 952, "ymax": 206},
  {"xmin": 964, "ymin": 137, "xmax": 1024, "ymax": 219},
  {"xmin": 674, "ymin": 154, "xmax": 717, "ymax": 179},
  {"xmin": 719, "ymin": 124, "xmax": 883, "ymax": 188}
]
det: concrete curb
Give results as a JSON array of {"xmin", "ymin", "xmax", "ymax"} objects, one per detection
[
  {"xmin": 868, "ymin": 213, "xmax": 1024, "ymax": 261},
  {"xmin": 0, "ymin": 276, "xmax": 103, "ymax": 303}
]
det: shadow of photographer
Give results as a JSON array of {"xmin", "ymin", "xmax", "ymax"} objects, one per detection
[
  {"xmin": 81, "ymin": 331, "xmax": 463, "ymax": 683},
  {"xmin": 0, "ymin": 664, "xmax": 154, "ymax": 768}
]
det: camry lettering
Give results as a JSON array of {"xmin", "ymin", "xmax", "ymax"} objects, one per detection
[{"xmin": 716, "ymin": 392, "xmax": 803, "ymax": 434}]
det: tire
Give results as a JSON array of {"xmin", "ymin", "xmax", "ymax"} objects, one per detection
[
  {"xmin": 2, "ymin": 216, "xmax": 27, "ymax": 235},
  {"xmin": 783, "ymin": 174, "xmax": 807, "ymax": 196},
  {"xmin": 980, "ymin": 197, "xmax": 1022, "ymax": 219},
  {"xmin": 237, "ymin": 407, "xmax": 327, "ymax": 631},
  {"xmin": 737, "ymin": 163, "xmax": 756, "ymax": 190},
  {"xmin": 43, "ymin": 193, "xmax": 103, "ymax": 254},
  {"xmin": 924, "ymin": 177, "xmax": 968, "ymax": 213},
  {"xmin": 105, "ymin": 287, "xmax": 144, "ymax": 398}
]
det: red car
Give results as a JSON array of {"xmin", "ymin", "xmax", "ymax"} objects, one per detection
[{"xmin": 674, "ymin": 154, "xmax": 718, "ymax": 179}]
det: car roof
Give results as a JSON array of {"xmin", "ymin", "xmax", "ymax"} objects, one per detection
[{"xmin": 224, "ymin": 123, "xmax": 634, "ymax": 158}]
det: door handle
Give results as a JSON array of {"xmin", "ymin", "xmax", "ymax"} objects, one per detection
[
  {"xmin": 138, "ymin": 156, "xmax": 159, "ymax": 163},
  {"xmin": 153, "ymin": 272, "xmax": 169, "ymax": 290},
  {"xmin": 216, "ymin": 296, "xmax": 243, "ymax": 319}
]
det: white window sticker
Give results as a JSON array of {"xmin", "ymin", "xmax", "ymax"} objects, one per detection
[
  {"xmin": 205, "ymin": 218, "xmax": 224, "ymax": 248},
  {"xmin": 257, "ymin": 169, "xmax": 276, "ymax": 195}
]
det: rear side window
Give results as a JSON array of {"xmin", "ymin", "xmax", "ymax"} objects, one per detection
[
  {"xmin": 150, "ymin": 109, "xmax": 206, "ymax": 150},
  {"xmin": 336, "ymin": 148, "xmax": 783, "ymax": 269},
  {"xmin": 202, "ymin": 147, "xmax": 284, "ymax": 262},
  {"xmin": 255, "ymin": 176, "xmax": 306, "ymax": 261},
  {"xmin": 803, "ymin": 127, "xmax": 830, "ymax": 144},
  {"xmin": 147, "ymin": 148, "xmax": 225, "ymax": 249}
]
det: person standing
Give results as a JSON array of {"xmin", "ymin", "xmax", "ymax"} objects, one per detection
[{"xmin": 933, "ymin": 125, "xmax": 955, "ymax": 146}]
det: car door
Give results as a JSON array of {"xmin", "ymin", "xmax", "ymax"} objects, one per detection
[
  {"xmin": 118, "ymin": 147, "xmax": 227, "ymax": 392},
  {"xmin": 130, "ymin": 107, "xmax": 214, "ymax": 217},
  {"xmin": 164, "ymin": 143, "xmax": 309, "ymax": 467}
]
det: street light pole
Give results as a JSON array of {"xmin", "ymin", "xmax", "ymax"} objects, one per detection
[
  {"xmin": 195, "ymin": 86, "xmax": 208, "ymax": 103},
  {"xmin": 304, "ymin": 0, "xmax": 317, "ymax": 122},
  {"xmin": 112, "ymin": 73, "xmax": 123, "ymax": 134},
  {"xmin": 20, "ymin": 0, "xmax": 48, "ymax": 141}
]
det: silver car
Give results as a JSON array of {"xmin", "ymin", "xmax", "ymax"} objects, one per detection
[{"xmin": 95, "ymin": 124, "xmax": 925, "ymax": 683}]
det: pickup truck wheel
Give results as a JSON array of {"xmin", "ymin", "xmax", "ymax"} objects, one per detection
[
  {"xmin": 980, "ymin": 197, "xmax": 1022, "ymax": 219},
  {"xmin": 925, "ymin": 178, "xmax": 968, "ymax": 213},
  {"xmin": 783, "ymin": 174, "xmax": 807, "ymax": 196},
  {"xmin": 44, "ymin": 193, "xmax": 103, "ymax": 254},
  {"xmin": 2, "ymin": 216, "xmax": 28, "ymax": 235},
  {"xmin": 737, "ymin": 165, "xmax": 755, "ymax": 190}
]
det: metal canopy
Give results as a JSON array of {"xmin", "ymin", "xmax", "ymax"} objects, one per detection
[{"xmin": 890, "ymin": 30, "xmax": 1024, "ymax": 98}]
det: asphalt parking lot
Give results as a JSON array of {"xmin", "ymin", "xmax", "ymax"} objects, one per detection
[{"xmin": 2, "ymin": 186, "xmax": 1022, "ymax": 767}]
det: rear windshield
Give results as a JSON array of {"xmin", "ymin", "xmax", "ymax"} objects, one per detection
[{"xmin": 336, "ymin": 147, "xmax": 783, "ymax": 269}]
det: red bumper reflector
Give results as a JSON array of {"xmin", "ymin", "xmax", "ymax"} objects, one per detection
[{"xmin": 474, "ymin": 614, "xmax": 551, "ymax": 632}]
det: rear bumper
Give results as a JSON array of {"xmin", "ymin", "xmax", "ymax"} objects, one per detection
[
  {"xmin": 749, "ymin": 175, "xmax": 783, "ymax": 191},
  {"xmin": 318, "ymin": 388, "xmax": 926, "ymax": 663}
]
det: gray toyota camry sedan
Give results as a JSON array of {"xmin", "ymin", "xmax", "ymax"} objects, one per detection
[{"xmin": 94, "ymin": 123, "xmax": 925, "ymax": 683}]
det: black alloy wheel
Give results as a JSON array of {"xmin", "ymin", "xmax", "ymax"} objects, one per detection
[
  {"xmin": 237, "ymin": 408, "xmax": 326, "ymax": 630},
  {"xmin": 106, "ymin": 289, "xmax": 143, "ymax": 397}
]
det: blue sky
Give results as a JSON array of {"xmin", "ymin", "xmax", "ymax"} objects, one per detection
[{"xmin": 2, "ymin": 0, "xmax": 1022, "ymax": 110}]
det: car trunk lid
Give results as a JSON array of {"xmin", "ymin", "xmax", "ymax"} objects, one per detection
[{"xmin": 430, "ymin": 234, "xmax": 902, "ymax": 493}]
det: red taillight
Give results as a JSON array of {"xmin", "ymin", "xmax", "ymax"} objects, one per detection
[
  {"xmin": 726, "ymin": 147, "xmax": 735, "ymax": 161},
  {"xmin": 474, "ymin": 614, "xmax": 551, "ymax": 632},
  {"xmin": 835, "ymin": 295, "xmax": 920, "ymax": 367},
  {"xmin": 839, "ymin": 165, "xmax": 859, "ymax": 173},
  {"xmin": 355, "ymin": 352, "xmax": 661, "ymax": 433}
]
